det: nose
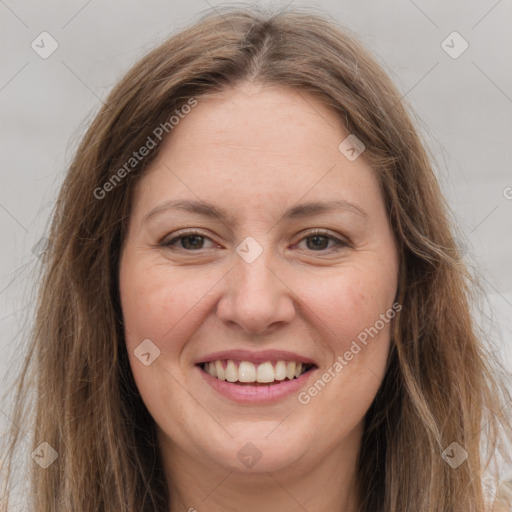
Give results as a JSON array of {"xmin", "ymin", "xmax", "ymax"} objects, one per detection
[{"xmin": 215, "ymin": 246, "xmax": 296, "ymax": 336}]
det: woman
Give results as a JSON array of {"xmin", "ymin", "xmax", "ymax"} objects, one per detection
[{"xmin": 2, "ymin": 5, "xmax": 511, "ymax": 511}]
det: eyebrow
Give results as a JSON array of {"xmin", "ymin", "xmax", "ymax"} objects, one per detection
[{"xmin": 143, "ymin": 198, "xmax": 369, "ymax": 225}]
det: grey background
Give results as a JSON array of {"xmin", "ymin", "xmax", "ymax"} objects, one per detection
[{"xmin": 1, "ymin": 0, "xmax": 511, "ymax": 488}]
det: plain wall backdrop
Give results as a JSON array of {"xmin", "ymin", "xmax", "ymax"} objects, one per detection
[{"xmin": 1, "ymin": 0, "xmax": 511, "ymax": 488}]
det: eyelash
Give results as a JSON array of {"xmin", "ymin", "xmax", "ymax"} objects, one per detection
[{"xmin": 160, "ymin": 229, "xmax": 350, "ymax": 254}]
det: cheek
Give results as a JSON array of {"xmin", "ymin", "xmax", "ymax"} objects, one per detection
[
  {"xmin": 119, "ymin": 256, "xmax": 213, "ymax": 353},
  {"xmin": 294, "ymin": 262, "xmax": 396, "ymax": 431},
  {"xmin": 298, "ymin": 260, "xmax": 397, "ymax": 348},
  {"xmin": 120, "ymin": 247, "xmax": 397, "ymax": 359},
  {"xmin": 119, "ymin": 256, "xmax": 208, "ymax": 418}
]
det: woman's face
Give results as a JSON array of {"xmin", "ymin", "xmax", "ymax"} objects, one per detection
[{"xmin": 119, "ymin": 83, "xmax": 399, "ymax": 478}]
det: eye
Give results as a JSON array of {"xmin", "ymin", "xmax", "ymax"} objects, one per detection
[
  {"xmin": 161, "ymin": 230, "xmax": 217, "ymax": 251},
  {"xmin": 161, "ymin": 229, "xmax": 350, "ymax": 254},
  {"xmin": 294, "ymin": 229, "xmax": 350, "ymax": 253}
]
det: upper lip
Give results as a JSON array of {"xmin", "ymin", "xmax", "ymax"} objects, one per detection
[{"xmin": 195, "ymin": 349, "xmax": 317, "ymax": 366}]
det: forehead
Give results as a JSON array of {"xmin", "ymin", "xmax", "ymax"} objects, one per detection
[
  {"xmin": 163, "ymin": 83, "xmax": 344, "ymax": 154},
  {"xmin": 131, "ymin": 84, "xmax": 383, "ymax": 223}
]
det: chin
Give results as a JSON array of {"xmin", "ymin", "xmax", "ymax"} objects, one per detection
[{"xmin": 187, "ymin": 425, "xmax": 309, "ymax": 474}]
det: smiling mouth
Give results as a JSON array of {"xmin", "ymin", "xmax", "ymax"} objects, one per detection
[{"xmin": 198, "ymin": 359, "xmax": 316, "ymax": 385}]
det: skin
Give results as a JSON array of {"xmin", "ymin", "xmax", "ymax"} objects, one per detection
[{"xmin": 119, "ymin": 82, "xmax": 399, "ymax": 512}]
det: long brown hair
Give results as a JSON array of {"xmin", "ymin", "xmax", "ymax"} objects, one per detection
[{"xmin": 2, "ymin": 5, "xmax": 511, "ymax": 511}]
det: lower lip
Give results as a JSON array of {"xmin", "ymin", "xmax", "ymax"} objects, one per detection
[{"xmin": 197, "ymin": 365, "xmax": 317, "ymax": 404}]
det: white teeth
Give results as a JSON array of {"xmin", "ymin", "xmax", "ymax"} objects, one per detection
[
  {"xmin": 256, "ymin": 362, "xmax": 275, "ymax": 383},
  {"xmin": 203, "ymin": 359, "xmax": 311, "ymax": 383},
  {"xmin": 274, "ymin": 361, "xmax": 287, "ymax": 381},
  {"xmin": 225, "ymin": 359, "xmax": 238, "ymax": 382},
  {"xmin": 238, "ymin": 361, "xmax": 256, "ymax": 382},
  {"xmin": 215, "ymin": 360, "xmax": 225, "ymax": 380},
  {"xmin": 286, "ymin": 362, "xmax": 296, "ymax": 380}
]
